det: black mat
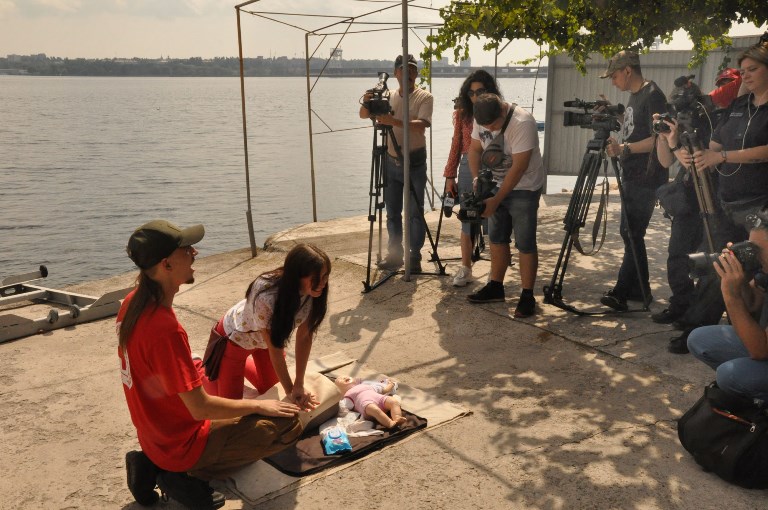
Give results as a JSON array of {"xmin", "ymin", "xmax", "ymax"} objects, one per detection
[{"xmin": 264, "ymin": 411, "xmax": 428, "ymax": 477}]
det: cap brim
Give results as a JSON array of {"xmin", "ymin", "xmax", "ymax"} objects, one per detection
[{"xmin": 178, "ymin": 224, "xmax": 205, "ymax": 247}]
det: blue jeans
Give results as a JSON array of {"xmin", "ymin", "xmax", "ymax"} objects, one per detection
[
  {"xmin": 384, "ymin": 153, "xmax": 427, "ymax": 262},
  {"xmin": 688, "ymin": 325, "xmax": 768, "ymax": 402},
  {"xmin": 612, "ymin": 181, "xmax": 657, "ymax": 299}
]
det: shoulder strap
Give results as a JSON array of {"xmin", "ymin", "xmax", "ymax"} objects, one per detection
[{"xmin": 500, "ymin": 104, "xmax": 515, "ymax": 133}]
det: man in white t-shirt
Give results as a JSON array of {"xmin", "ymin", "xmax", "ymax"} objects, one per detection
[{"xmin": 466, "ymin": 94, "xmax": 545, "ymax": 318}]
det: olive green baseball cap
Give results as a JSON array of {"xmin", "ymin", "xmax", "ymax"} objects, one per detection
[
  {"xmin": 600, "ymin": 50, "xmax": 640, "ymax": 78},
  {"xmin": 126, "ymin": 219, "xmax": 204, "ymax": 269}
]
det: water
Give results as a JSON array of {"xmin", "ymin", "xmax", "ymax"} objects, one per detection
[{"xmin": 0, "ymin": 75, "xmax": 549, "ymax": 287}]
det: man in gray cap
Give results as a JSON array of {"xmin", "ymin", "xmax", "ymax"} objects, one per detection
[
  {"xmin": 119, "ymin": 220, "xmax": 302, "ymax": 509},
  {"xmin": 360, "ymin": 54, "xmax": 434, "ymax": 272},
  {"xmin": 598, "ymin": 50, "xmax": 668, "ymax": 312}
]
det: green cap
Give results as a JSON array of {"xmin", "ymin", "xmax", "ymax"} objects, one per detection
[
  {"xmin": 126, "ymin": 219, "xmax": 204, "ymax": 270},
  {"xmin": 600, "ymin": 50, "xmax": 640, "ymax": 78}
]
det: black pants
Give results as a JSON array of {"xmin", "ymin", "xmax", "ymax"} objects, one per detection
[{"xmin": 666, "ymin": 207, "xmax": 702, "ymax": 313}]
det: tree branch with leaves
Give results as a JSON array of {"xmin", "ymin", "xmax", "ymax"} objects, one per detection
[{"xmin": 424, "ymin": 0, "xmax": 766, "ymax": 73}]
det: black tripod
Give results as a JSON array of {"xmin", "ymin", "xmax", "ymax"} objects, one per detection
[
  {"xmin": 362, "ymin": 124, "xmax": 447, "ymax": 293},
  {"xmin": 543, "ymin": 127, "xmax": 650, "ymax": 315}
]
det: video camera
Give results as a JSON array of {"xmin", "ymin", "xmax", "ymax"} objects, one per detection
[
  {"xmin": 363, "ymin": 72, "xmax": 392, "ymax": 116},
  {"xmin": 563, "ymin": 99, "xmax": 624, "ymax": 133},
  {"xmin": 457, "ymin": 169, "xmax": 495, "ymax": 224},
  {"xmin": 688, "ymin": 241, "xmax": 762, "ymax": 278},
  {"xmin": 652, "ymin": 75, "xmax": 710, "ymax": 139}
]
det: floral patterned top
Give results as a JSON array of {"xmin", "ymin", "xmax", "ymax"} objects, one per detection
[{"xmin": 222, "ymin": 276, "xmax": 312, "ymax": 350}]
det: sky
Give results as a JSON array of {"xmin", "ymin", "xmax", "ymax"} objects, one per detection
[{"xmin": 0, "ymin": 0, "xmax": 765, "ymax": 66}]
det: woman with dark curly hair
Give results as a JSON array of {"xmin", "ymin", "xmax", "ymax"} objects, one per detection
[
  {"xmin": 206, "ymin": 243, "xmax": 331, "ymax": 408},
  {"xmin": 444, "ymin": 70, "xmax": 502, "ymax": 287}
]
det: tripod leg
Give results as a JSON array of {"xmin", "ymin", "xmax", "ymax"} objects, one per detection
[{"xmin": 407, "ymin": 170, "xmax": 446, "ymax": 274}]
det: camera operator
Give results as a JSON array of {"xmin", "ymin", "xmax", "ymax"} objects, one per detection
[
  {"xmin": 687, "ymin": 206, "xmax": 768, "ymax": 402},
  {"xmin": 667, "ymin": 40, "xmax": 768, "ymax": 350},
  {"xmin": 359, "ymin": 54, "xmax": 434, "ymax": 273},
  {"xmin": 598, "ymin": 50, "xmax": 668, "ymax": 312},
  {"xmin": 465, "ymin": 93, "xmax": 545, "ymax": 318},
  {"xmin": 653, "ymin": 113, "xmax": 704, "ymax": 329}
]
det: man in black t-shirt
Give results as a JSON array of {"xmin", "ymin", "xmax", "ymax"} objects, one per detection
[{"xmin": 599, "ymin": 50, "xmax": 668, "ymax": 312}]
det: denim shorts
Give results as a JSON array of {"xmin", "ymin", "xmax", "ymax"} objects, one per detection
[{"xmin": 487, "ymin": 187, "xmax": 541, "ymax": 253}]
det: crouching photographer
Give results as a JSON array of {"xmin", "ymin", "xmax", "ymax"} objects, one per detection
[
  {"xmin": 464, "ymin": 93, "xmax": 545, "ymax": 318},
  {"xmin": 359, "ymin": 53, "xmax": 433, "ymax": 273},
  {"xmin": 688, "ymin": 205, "xmax": 768, "ymax": 402}
]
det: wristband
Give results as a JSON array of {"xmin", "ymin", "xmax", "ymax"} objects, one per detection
[
  {"xmin": 622, "ymin": 143, "xmax": 631, "ymax": 156},
  {"xmin": 670, "ymin": 142, "xmax": 682, "ymax": 152},
  {"xmin": 721, "ymin": 150, "xmax": 727, "ymax": 162}
]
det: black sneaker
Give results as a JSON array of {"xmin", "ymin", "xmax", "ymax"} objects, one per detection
[
  {"xmin": 467, "ymin": 283, "xmax": 505, "ymax": 303},
  {"xmin": 125, "ymin": 450, "xmax": 160, "ymax": 506},
  {"xmin": 377, "ymin": 256, "xmax": 403, "ymax": 271},
  {"xmin": 514, "ymin": 296, "xmax": 536, "ymax": 318},
  {"xmin": 600, "ymin": 290, "xmax": 628, "ymax": 312},
  {"xmin": 668, "ymin": 331, "xmax": 691, "ymax": 354},
  {"xmin": 157, "ymin": 471, "xmax": 226, "ymax": 510},
  {"xmin": 652, "ymin": 308, "xmax": 685, "ymax": 324}
]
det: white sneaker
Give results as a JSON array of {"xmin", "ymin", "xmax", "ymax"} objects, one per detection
[{"xmin": 452, "ymin": 266, "xmax": 473, "ymax": 287}]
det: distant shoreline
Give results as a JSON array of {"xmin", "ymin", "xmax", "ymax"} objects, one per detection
[{"xmin": 0, "ymin": 55, "xmax": 547, "ymax": 78}]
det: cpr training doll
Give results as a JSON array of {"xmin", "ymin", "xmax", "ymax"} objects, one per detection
[{"xmin": 334, "ymin": 376, "xmax": 406, "ymax": 429}]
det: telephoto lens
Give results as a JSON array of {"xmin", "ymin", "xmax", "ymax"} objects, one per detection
[{"xmin": 688, "ymin": 241, "xmax": 762, "ymax": 278}]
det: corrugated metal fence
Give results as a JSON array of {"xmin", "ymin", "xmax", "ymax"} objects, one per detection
[{"xmin": 542, "ymin": 35, "xmax": 762, "ymax": 181}]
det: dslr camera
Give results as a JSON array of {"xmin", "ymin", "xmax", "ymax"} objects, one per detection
[
  {"xmin": 457, "ymin": 169, "xmax": 495, "ymax": 223},
  {"xmin": 563, "ymin": 99, "xmax": 624, "ymax": 133},
  {"xmin": 688, "ymin": 241, "xmax": 762, "ymax": 278},
  {"xmin": 363, "ymin": 72, "xmax": 392, "ymax": 116}
]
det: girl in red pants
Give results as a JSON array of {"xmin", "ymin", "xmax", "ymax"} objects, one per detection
[{"xmin": 205, "ymin": 244, "xmax": 331, "ymax": 410}]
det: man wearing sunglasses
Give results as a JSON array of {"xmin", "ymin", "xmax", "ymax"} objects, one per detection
[
  {"xmin": 359, "ymin": 54, "xmax": 434, "ymax": 273},
  {"xmin": 119, "ymin": 220, "xmax": 302, "ymax": 509}
]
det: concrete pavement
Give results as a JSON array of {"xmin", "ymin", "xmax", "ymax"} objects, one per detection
[{"xmin": 1, "ymin": 192, "xmax": 763, "ymax": 509}]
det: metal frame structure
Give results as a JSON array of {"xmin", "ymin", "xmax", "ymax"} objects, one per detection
[
  {"xmin": 0, "ymin": 266, "xmax": 131, "ymax": 344},
  {"xmin": 234, "ymin": 0, "xmax": 442, "ymax": 279}
]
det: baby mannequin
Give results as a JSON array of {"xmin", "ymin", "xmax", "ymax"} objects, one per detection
[{"xmin": 334, "ymin": 376, "xmax": 406, "ymax": 428}]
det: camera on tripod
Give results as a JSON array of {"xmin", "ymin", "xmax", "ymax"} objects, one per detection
[
  {"xmin": 457, "ymin": 169, "xmax": 495, "ymax": 223},
  {"xmin": 562, "ymin": 99, "xmax": 623, "ymax": 132},
  {"xmin": 688, "ymin": 241, "xmax": 762, "ymax": 278},
  {"xmin": 652, "ymin": 75, "xmax": 709, "ymax": 137},
  {"xmin": 363, "ymin": 72, "xmax": 392, "ymax": 116}
]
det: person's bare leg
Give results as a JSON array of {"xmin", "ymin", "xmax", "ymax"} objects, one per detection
[
  {"xmin": 460, "ymin": 232, "xmax": 473, "ymax": 268},
  {"xmin": 518, "ymin": 251, "xmax": 538, "ymax": 290},
  {"xmin": 489, "ymin": 243, "xmax": 511, "ymax": 282}
]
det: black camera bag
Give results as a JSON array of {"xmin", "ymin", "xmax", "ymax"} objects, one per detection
[
  {"xmin": 655, "ymin": 168, "xmax": 692, "ymax": 218},
  {"xmin": 677, "ymin": 381, "xmax": 768, "ymax": 489}
]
